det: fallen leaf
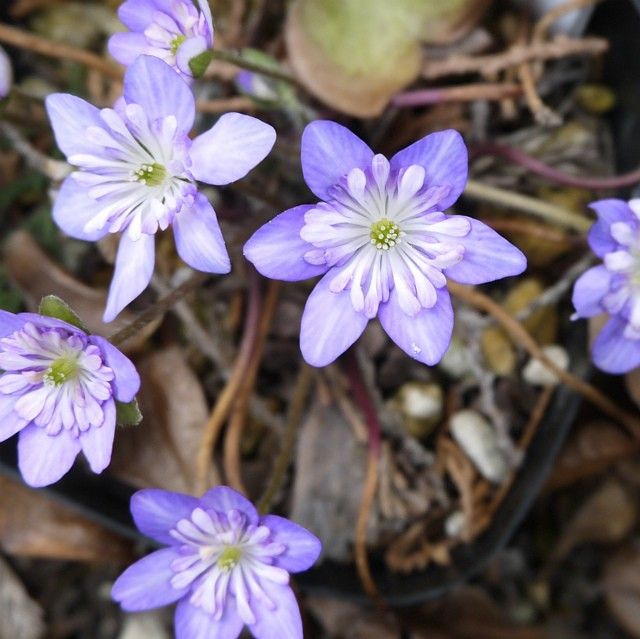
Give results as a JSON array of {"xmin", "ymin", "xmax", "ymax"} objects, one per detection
[
  {"xmin": 4, "ymin": 231, "xmax": 159, "ymax": 351},
  {"xmin": 603, "ymin": 543, "xmax": 640, "ymax": 638},
  {"xmin": 0, "ymin": 476, "xmax": 131, "ymax": 563},
  {"xmin": 547, "ymin": 421, "xmax": 634, "ymax": 491},
  {"xmin": 306, "ymin": 595, "xmax": 401, "ymax": 639},
  {"xmin": 411, "ymin": 586, "xmax": 546, "ymax": 639},
  {"xmin": 290, "ymin": 402, "xmax": 370, "ymax": 561},
  {"xmin": 110, "ymin": 346, "xmax": 214, "ymax": 494},
  {"xmin": 286, "ymin": 0, "xmax": 489, "ymax": 117},
  {"xmin": 550, "ymin": 479, "xmax": 636, "ymax": 565},
  {"xmin": 0, "ymin": 556, "xmax": 46, "ymax": 639}
]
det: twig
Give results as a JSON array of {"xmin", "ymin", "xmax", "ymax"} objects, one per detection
[
  {"xmin": 518, "ymin": 58, "xmax": 562, "ymax": 126},
  {"xmin": 422, "ymin": 35, "xmax": 608, "ymax": 80},
  {"xmin": 0, "ymin": 23, "xmax": 122, "ymax": 80},
  {"xmin": 345, "ymin": 350, "xmax": 384, "ymax": 605},
  {"xmin": 195, "ymin": 268, "xmax": 262, "ymax": 495},
  {"xmin": 196, "ymin": 96, "xmax": 256, "ymax": 114},
  {"xmin": 258, "ymin": 364, "xmax": 314, "ymax": 514},
  {"xmin": 448, "ymin": 282, "xmax": 640, "ymax": 438},
  {"xmin": 109, "ymin": 271, "xmax": 209, "ymax": 346},
  {"xmin": 534, "ymin": 0, "xmax": 605, "ymax": 40},
  {"xmin": 481, "ymin": 218, "xmax": 581, "ymax": 245},
  {"xmin": 472, "ymin": 142, "xmax": 640, "ymax": 191},
  {"xmin": 464, "ymin": 179, "xmax": 592, "ymax": 232},
  {"xmin": 514, "ymin": 253, "xmax": 595, "ymax": 323},
  {"xmin": 223, "ymin": 280, "xmax": 280, "ymax": 493},
  {"xmin": 0, "ymin": 121, "xmax": 70, "ymax": 180},
  {"xmin": 150, "ymin": 274, "xmax": 227, "ymax": 370},
  {"xmin": 392, "ymin": 83, "xmax": 522, "ymax": 108}
]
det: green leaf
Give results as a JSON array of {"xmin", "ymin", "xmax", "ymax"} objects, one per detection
[
  {"xmin": 286, "ymin": 0, "xmax": 488, "ymax": 116},
  {"xmin": 38, "ymin": 295, "xmax": 87, "ymax": 331},
  {"xmin": 116, "ymin": 398, "xmax": 143, "ymax": 427},
  {"xmin": 189, "ymin": 49, "xmax": 214, "ymax": 78}
]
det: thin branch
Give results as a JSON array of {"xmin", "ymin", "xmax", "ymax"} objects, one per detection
[
  {"xmin": 196, "ymin": 96, "xmax": 256, "ymax": 114},
  {"xmin": 345, "ymin": 350, "xmax": 383, "ymax": 605},
  {"xmin": 223, "ymin": 280, "xmax": 280, "ymax": 493},
  {"xmin": 392, "ymin": 83, "xmax": 522, "ymax": 108},
  {"xmin": 195, "ymin": 269, "xmax": 262, "ymax": 495},
  {"xmin": 464, "ymin": 179, "xmax": 592, "ymax": 232},
  {"xmin": 472, "ymin": 142, "xmax": 640, "ymax": 191},
  {"xmin": 422, "ymin": 35, "xmax": 608, "ymax": 80},
  {"xmin": 533, "ymin": 0, "xmax": 605, "ymax": 40},
  {"xmin": 0, "ymin": 23, "xmax": 122, "ymax": 80},
  {"xmin": 109, "ymin": 272, "xmax": 209, "ymax": 346},
  {"xmin": 0, "ymin": 121, "xmax": 70, "ymax": 180}
]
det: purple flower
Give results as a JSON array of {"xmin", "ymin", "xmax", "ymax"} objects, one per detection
[
  {"xmin": 0, "ymin": 311, "xmax": 139, "ymax": 487},
  {"xmin": 112, "ymin": 486, "xmax": 321, "ymax": 639},
  {"xmin": 572, "ymin": 198, "xmax": 640, "ymax": 373},
  {"xmin": 109, "ymin": 0, "xmax": 214, "ymax": 79},
  {"xmin": 45, "ymin": 55, "xmax": 276, "ymax": 321},
  {"xmin": 244, "ymin": 121, "xmax": 526, "ymax": 367},
  {"xmin": 0, "ymin": 46, "xmax": 12, "ymax": 99}
]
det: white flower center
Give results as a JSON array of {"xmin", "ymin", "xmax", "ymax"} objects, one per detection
[
  {"xmin": 68, "ymin": 104, "xmax": 195, "ymax": 241},
  {"xmin": 0, "ymin": 323, "xmax": 114, "ymax": 436},
  {"xmin": 602, "ymin": 218, "xmax": 640, "ymax": 339},
  {"xmin": 143, "ymin": 1, "xmax": 211, "ymax": 64},
  {"xmin": 169, "ymin": 508, "xmax": 288, "ymax": 624},
  {"xmin": 300, "ymin": 154, "xmax": 470, "ymax": 318}
]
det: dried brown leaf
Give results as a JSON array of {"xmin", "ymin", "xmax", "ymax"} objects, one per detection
[
  {"xmin": 412, "ymin": 586, "xmax": 546, "ymax": 639},
  {"xmin": 306, "ymin": 595, "xmax": 401, "ymax": 639},
  {"xmin": 290, "ymin": 402, "xmax": 370, "ymax": 561},
  {"xmin": 0, "ymin": 476, "xmax": 131, "ymax": 563},
  {"xmin": 547, "ymin": 421, "xmax": 635, "ymax": 490},
  {"xmin": 0, "ymin": 556, "xmax": 45, "ymax": 639},
  {"xmin": 286, "ymin": 0, "xmax": 490, "ymax": 117},
  {"xmin": 552, "ymin": 479, "xmax": 636, "ymax": 564},
  {"xmin": 603, "ymin": 543, "xmax": 640, "ymax": 639},
  {"xmin": 110, "ymin": 346, "xmax": 214, "ymax": 494},
  {"xmin": 4, "ymin": 231, "xmax": 159, "ymax": 351}
]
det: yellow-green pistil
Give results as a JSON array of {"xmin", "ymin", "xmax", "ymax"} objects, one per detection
[
  {"xmin": 370, "ymin": 218, "xmax": 401, "ymax": 251},
  {"xmin": 217, "ymin": 546, "xmax": 242, "ymax": 572},
  {"xmin": 44, "ymin": 356, "xmax": 79, "ymax": 386},
  {"xmin": 170, "ymin": 35, "xmax": 186, "ymax": 56},
  {"xmin": 133, "ymin": 163, "xmax": 167, "ymax": 187}
]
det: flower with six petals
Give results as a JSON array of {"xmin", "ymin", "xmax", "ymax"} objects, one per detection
[
  {"xmin": 573, "ymin": 198, "xmax": 640, "ymax": 373},
  {"xmin": 112, "ymin": 486, "xmax": 321, "ymax": 639},
  {"xmin": 244, "ymin": 121, "xmax": 526, "ymax": 367},
  {"xmin": 109, "ymin": 0, "xmax": 214, "ymax": 80},
  {"xmin": 0, "ymin": 310, "xmax": 139, "ymax": 487},
  {"xmin": 46, "ymin": 55, "xmax": 276, "ymax": 321}
]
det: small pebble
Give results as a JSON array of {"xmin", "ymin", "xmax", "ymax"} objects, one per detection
[
  {"xmin": 522, "ymin": 345, "xmax": 569, "ymax": 386},
  {"xmin": 450, "ymin": 410, "xmax": 510, "ymax": 484}
]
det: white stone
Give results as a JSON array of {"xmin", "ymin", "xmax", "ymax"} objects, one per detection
[
  {"xmin": 522, "ymin": 345, "xmax": 569, "ymax": 387},
  {"xmin": 450, "ymin": 410, "xmax": 509, "ymax": 484}
]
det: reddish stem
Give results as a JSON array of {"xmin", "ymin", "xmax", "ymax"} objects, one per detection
[
  {"xmin": 471, "ymin": 142, "xmax": 640, "ymax": 191},
  {"xmin": 345, "ymin": 350, "xmax": 381, "ymax": 456}
]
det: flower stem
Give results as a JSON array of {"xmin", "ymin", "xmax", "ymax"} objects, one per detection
[
  {"xmin": 209, "ymin": 49, "xmax": 298, "ymax": 86},
  {"xmin": 345, "ymin": 350, "xmax": 383, "ymax": 604},
  {"xmin": 464, "ymin": 179, "xmax": 591, "ymax": 232},
  {"xmin": 195, "ymin": 268, "xmax": 263, "ymax": 495},
  {"xmin": 472, "ymin": 142, "xmax": 640, "ymax": 191},
  {"xmin": 223, "ymin": 280, "xmax": 281, "ymax": 494},
  {"xmin": 108, "ymin": 272, "xmax": 208, "ymax": 346}
]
